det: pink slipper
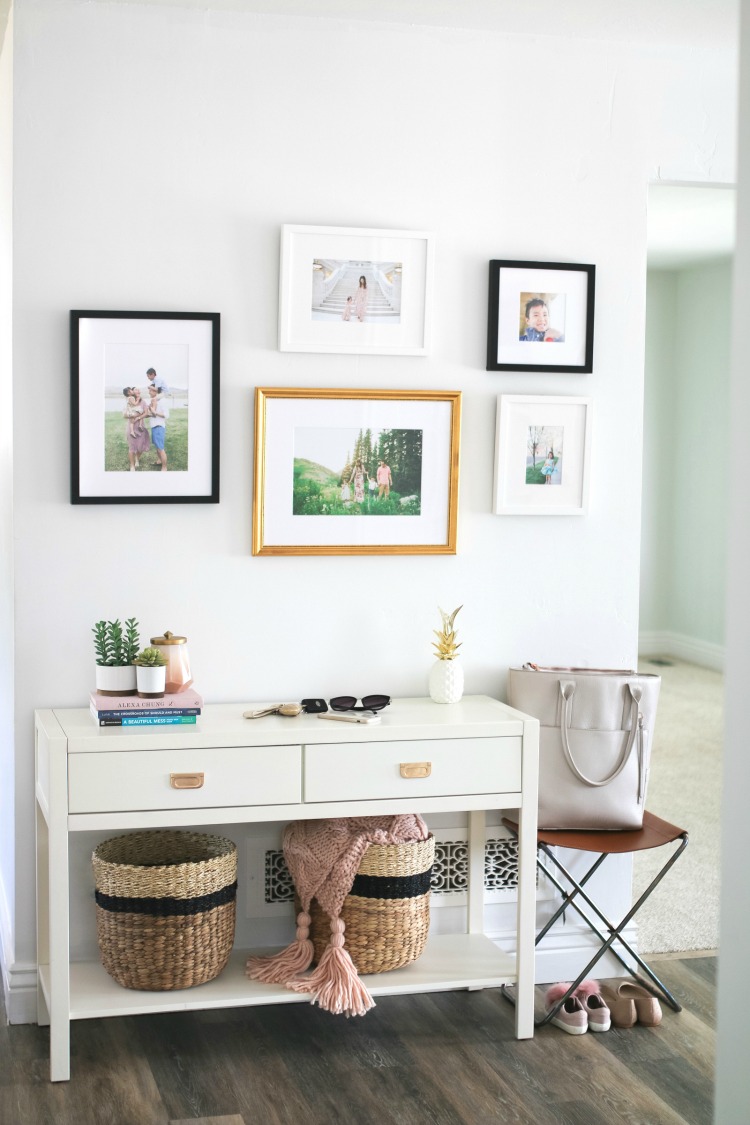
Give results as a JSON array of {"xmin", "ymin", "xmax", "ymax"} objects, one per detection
[
  {"xmin": 573, "ymin": 979, "xmax": 611, "ymax": 1032},
  {"xmin": 545, "ymin": 983, "xmax": 587, "ymax": 1035}
]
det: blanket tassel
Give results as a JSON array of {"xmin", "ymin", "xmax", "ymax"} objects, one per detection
[
  {"xmin": 245, "ymin": 911, "xmax": 314, "ymax": 984},
  {"xmin": 287, "ymin": 919, "xmax": 375, "ymax": 1017}
]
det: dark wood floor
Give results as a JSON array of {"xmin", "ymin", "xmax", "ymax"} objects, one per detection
[{"xmin": 0, "ymin": 957, "xmax": 715, "ymax": 1125}]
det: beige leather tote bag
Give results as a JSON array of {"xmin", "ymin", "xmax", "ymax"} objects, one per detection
[{"xmin": 508, "ymin": 665, "xmax": 661, "ymax": 830}]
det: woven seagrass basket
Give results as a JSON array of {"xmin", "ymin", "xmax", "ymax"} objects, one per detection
[
  {"xmin": 305, "ymin": 834, "xmax": 435, "ymax": 975},
  {"xmin": 92, "ymin": 830, "xmax": 237, "ymax": 991}
]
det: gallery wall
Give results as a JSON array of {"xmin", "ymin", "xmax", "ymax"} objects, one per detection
[
  {"xmin": 1, "ymin": 0, "xmax": 738, "ymax": 1008},
  {"xmin": 640, "ymin": 260, "xmax": 731, "ymax": 668}
]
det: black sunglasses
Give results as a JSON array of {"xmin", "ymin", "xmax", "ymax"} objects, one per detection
[{"xmin": 329, "ymin": 695, "xmax": 391, "ymax": 713}]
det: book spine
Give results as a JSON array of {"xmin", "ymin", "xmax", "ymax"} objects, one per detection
[
  {"xmin": 97, "ymin": 715, "xmax": 198, "ymax": 727},
  {"xmin": 94, "ymin": 708, "xmax": 201, "ymax": 719}
]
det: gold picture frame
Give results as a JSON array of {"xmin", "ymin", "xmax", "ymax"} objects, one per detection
[{"xmin": 253, "ymin": 387, "xmax": 461, "ymax": 556}]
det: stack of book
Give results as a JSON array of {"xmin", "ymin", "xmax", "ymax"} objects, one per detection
[{"xmin": 90, "ymin": 687, "xmax": 204, "ymax": 727}]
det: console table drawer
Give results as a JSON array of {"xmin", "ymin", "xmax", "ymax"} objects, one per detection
[
  {"xmin": 68, "ymin": 745, "xmax": 302, "ymax": 813},
  {"xmin": 304, "ymin": 737, "xmax": 522, "ymax": 803}
]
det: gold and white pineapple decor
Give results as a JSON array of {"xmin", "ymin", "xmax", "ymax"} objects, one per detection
[{"xmin": 428, "ymin": 605, "xmax": 464, "ymax": 704}]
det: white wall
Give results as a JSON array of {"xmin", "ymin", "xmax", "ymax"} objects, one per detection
[
  {"xmin": 640, "ymin": 270, "xmax": 678, "ymax": 636},
  {"xmin": 0, "ymin": 3, "xmax": 14, "ymax": 989},
  {"xmin": 640, "ymin": 259, "xmax": 731, "ymax": 668},
  {"xmin": 3, "ymin": 1, "xmax": 737, "ymax": 1008}
]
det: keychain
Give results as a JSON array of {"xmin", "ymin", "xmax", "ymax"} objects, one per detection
[{"xmin": 243, "ymin": 702, "xmax": 302, "ymax": 719}]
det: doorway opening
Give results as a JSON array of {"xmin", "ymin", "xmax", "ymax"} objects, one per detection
[{"xmin": 639, "ymin": 182, "xmax": 735, "ymax": 672}]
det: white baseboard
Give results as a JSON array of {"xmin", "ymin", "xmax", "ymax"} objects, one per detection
[
  {"xmin": 0, "ymin": 869, "xmax": 11, "ymax": 1014},
  {"xmin": 639, "ymin": 630, "xmax": 724, "ymax": 672},
  {"xmin": 0, "ymin": 874, "xmax": 38, "ymax": 1025},
  {"xmin": 3, "ymin": 961, "xmax": 38, "ymax": 1024},
  {"xmin": 490, "ymin": 921, "xmax": 639, "ymax": 985}
]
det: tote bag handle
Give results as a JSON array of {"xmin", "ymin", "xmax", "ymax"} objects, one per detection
[{"xmin": 559, "ymin": 680, "xmax": 644, "ymax": 795}]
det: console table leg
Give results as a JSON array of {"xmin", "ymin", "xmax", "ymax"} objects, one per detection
[
  {"xmin": 514, "ymin": 802, "xmax": 537, "ymax": 1039},
  {"xmin": 49, "ymin": 1020, "xmax": 71, "ymax": 1083},
  {"xmin": 48, "ymin": 737, "xmax": 71, "ymax": 1082}
]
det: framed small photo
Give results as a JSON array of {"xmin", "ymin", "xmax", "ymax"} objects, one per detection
[
  {"xmin": 253, "ymin": 387, "xmax": 461, "ymax": 555},
  {"xmin": 279, "ymin": 225, "xmax": 434, "ymax": 355},
  {"xmin": 493, "ymin": 394, "xmax": 592, "ymax": 515},
  {"xmin": 487, "ymin": 260, "xmax": 595, "ymax": 373},
  {"xmin": 71, "ymin": 310, "xmax": 220, "ymax": 504}
]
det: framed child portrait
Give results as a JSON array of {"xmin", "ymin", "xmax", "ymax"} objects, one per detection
[
  {"xmin": 487, "ymin": 260, "xmax": 595, "ymax": 373},
  {"xmin": 493, "ymin": 394, "xmax": 592, "ymax": 515}
]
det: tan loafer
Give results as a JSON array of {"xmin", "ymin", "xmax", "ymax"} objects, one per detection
[
  {"xmin": 600, "ymin": 984, "xmax": 637, "ymax": 1028},
  {"xmin": 615, "ymin": 981, "xmax": 663, "ymax": 1026}
]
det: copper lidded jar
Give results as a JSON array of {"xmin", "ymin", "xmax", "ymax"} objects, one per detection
[{"xmin": 150, "ymin": 630, "xmax": 193, "ymax": 694}]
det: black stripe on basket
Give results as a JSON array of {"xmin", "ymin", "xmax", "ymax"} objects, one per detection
[
  {"xmin": 95, "ymin": 880, "xmax": 238, "ymax": 917},
  {"xmin": 349, "ymin": 869, "xmax": 432, "ymax": 900}
]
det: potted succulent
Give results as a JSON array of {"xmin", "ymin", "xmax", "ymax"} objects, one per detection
[
  {"xmin": 428, "ymin": 605, "xmax": 464, "ymax": 704},
  {"xmin": 133, "ymin": 646, "xmax": 168, "ymax": 698},
  {"xmin": 93, "ymin": 618, "xmax": 140, "ymax": 696}
]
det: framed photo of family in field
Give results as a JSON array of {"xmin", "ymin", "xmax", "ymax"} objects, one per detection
[
  {"xmin": 253, "ymin": 388, "xmax": 461, "ymax": 555},
  {"xmin": 70, "ymin": 310, "xmax": 220, "ymax": 504},
  {"xmin": 278, "ymin": 225, "xmax": 434, "ymax": 355},
  {"xmin": 486, "ymin": 260, "xmax": 595, "ymax": 373},
  {"xmin": 493, "ymin": 394, "xmax": 592, "ymax": 515}
]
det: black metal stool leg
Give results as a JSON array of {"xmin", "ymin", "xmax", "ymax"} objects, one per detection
[
  {"xmin": 502, "ymin": 849, "xmax": 619, "ymax": 1025},
  {"xmin": 534, "ymin": 833, "xmax": 688, "ymax": 1012},
  {"xmin": 501, "ymin": 828, "xmax": 688, "ymax": 1025},
  {"xmin": 534, "ymin": 850, "xmax": 609, "ymax": 945}
]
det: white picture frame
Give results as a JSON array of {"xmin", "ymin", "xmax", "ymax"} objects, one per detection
[
  {"xmin": 493, "ymin": 394, "xmax": 592, "ymax": 515},
  {"xmin": 278, "ymin": 224, "xmax": 434, "ymax": 355}
]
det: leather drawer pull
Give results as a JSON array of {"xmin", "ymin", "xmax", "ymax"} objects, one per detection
[
  {"xmin": 400, "ymin": 762, "xmax": 432, "ymax": 779},
  {"xmin": 170, "ymin": 772, "xmax": 205, "ymax": 790}
]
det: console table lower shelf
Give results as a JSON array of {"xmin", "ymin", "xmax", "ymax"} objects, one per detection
[{"xmin": 40, "ymin": 935, "xmax": 516, "ymax": 1021}]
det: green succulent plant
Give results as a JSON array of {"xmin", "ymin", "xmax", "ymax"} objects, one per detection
[
  {"xmin": 92, "ymin": 618, "xmax": 140, "ymax": 666},
  {"xmin": 133, "ymin": 646, "xmax": 168, "ymax": 668}
]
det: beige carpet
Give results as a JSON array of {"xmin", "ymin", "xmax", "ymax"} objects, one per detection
[{"xmin": 633, "ymin": 658, "xmax": 722, "ymax": 953}]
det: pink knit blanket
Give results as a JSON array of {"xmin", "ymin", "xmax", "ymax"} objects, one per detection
[{"xmin": 246, "ymin": 813, "xmax": 429, "ymax": 1016}]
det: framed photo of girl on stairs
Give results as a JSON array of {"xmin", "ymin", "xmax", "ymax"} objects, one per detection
[{"xmin": 278, "ymin": 225, "xmax": 435, "ymax": 356}]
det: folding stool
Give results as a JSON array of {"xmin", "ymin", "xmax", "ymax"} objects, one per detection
[{"xmin": 502, "ymin": 811, "xmax": 689, "ymax": 1026}]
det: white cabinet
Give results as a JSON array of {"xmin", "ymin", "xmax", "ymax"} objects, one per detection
[{"xmin": 35, "ymin": 695, "xmax": 539, "ymax": 1082}]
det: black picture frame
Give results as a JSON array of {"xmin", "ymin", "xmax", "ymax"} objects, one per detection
[
  {"xmin": 71, "ymin": 310, "xmax": 220, "ymax": 504},
  {"xmin": 486, "ymin": 260, "xmax": 595, "ymax": 374}
]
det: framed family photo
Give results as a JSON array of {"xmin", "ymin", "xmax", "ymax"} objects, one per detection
[
  {"xmin": 253, "ymin": 387, "xmax": 461, "ymax": 555},
  {"xmin": 493, "ymin": 394, "xmax": 592, "ymax": 515},
  {"xmin": 278, "ymin": 225, "xmax": 435, "ymax": 355},
  {"xmin": 487, "ymin": 260, "xmax": 595, "ymax": 373},
  {"xmin": 71, "ymin": 310, "xmax": 220, "ymax": 504}
]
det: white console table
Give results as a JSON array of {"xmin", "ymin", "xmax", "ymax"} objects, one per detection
[{"xmin": 35, "ymin": 695, "xmax": 539, "ymax": 1082}]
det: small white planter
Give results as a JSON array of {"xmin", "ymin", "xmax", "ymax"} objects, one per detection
[
  {"xmin": 136, "ymin": 665, "xmax": 167, "ymax": 699},
  {"xmin": 428, "ymin": 659, "xmax": 464, "ymax": 704},
  {"xmin": 95, "ymin": 664, "xmax": 137, "ymax": 696}
]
